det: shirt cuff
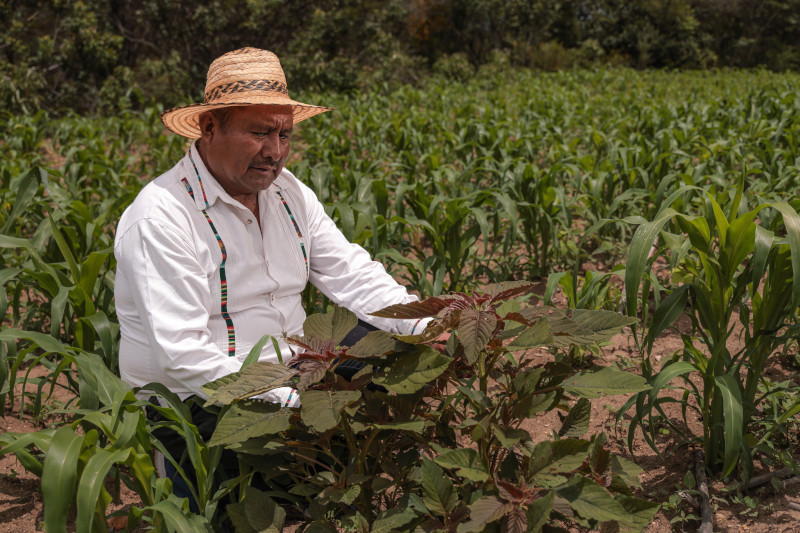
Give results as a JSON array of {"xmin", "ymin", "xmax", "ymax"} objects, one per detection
[
  {"xmin": 409, "ymin": 317, "xmax": 433, "ymax": 335},
  {"xmin": 256, "ymin": 386, "xmax": 300, "ymax": 408}
]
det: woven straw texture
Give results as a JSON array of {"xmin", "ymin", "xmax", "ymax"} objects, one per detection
[{"xmin": 161, "ymin": 48, "xmax": 331, "ymax": 138}]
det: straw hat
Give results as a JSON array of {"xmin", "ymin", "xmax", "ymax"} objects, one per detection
[{"xmin": 160, "ymin": 48, "xmax": 332, "ymax": 138}]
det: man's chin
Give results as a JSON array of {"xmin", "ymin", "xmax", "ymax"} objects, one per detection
[{"xmin": 246, "ymin": 169, "xmax": 280, "ymax": 187}]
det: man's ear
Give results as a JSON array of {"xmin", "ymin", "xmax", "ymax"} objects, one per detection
[{"xmin": 198, "ymin": 111, "xmax": 215, "ymax": 141}]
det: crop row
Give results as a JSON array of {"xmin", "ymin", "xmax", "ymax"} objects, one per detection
[{"xmin": 0, "ymin": 67, "xmax": 799, "ymax": 530}]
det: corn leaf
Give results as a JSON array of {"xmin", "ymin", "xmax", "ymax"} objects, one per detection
[
  {"xmin": 42, "ymin": 426, "xmax": 85, "ymax": 533},
  {"xmin": 76, "ymin": 447, "xmax": 132, "ymax": 533},
  {"xmin": 715, "ymin": 374, "xmax": 744, "ymax": 478}
]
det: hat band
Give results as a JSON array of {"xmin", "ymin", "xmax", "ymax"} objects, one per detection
[{"xmin": 205, "ymin": 79, "xmax": 289, "ymax": 103}]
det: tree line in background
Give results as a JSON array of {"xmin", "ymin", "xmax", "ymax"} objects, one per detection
[{"xmin": 2, "ymin": 0, "xmax": 799, "ymax": 115}]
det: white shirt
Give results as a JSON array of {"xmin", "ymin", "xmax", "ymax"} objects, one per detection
[{"xmin": 115, "ymin": 143, "xmax": 423, "ymax": 400}]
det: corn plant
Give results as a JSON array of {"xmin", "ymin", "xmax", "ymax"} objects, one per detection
[
  {"xmin": 0, "ymin": 329, "xmax": 212, "ymax": 532},
  {"xmin": 622, "ymin": 179, "xmax": 800, "ymax": 480},
  {"xmin": 200, "ymin": 285, "xmax": 656, "ymax": 531}
]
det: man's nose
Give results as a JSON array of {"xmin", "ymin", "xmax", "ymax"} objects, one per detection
[{"xmin": 259, "ymin": 132, "xmax": 281, "ymax": 159}]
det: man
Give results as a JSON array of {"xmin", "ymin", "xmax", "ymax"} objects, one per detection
[
  {"xmin": 113, "ymin": 48, "xmax": 426, "ymax": 498},
  {"xmin": 115, "ymin": 47, "xmax": 425, "ymax": 404}
]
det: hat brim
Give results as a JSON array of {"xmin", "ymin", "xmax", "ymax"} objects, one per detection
[{"xmin": 160, "ymin": 99, "xmax": 333, "ymax": 138}]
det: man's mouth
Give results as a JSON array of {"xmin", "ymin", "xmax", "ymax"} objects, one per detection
[{"xmin": 251, "ymin": 163, "xmax": 277, "ymax": 173}]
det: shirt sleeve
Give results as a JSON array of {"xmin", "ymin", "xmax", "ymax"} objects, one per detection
[
  {"xmin": 115, "ymin": 217, "xmax": 242, "ymax": 399},
  {"xmin": 300, "ymin": 183, "xmax": 427, "ymax": 335}
]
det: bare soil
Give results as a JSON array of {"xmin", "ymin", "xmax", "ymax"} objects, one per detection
[{"xmin": 1, "ymin": 315, "xmax": 799, "ymax": 532}]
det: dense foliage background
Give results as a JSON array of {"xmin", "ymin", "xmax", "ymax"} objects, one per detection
[{"xmin": 2, "ymin": 0, "xmax": 800, "ymax": 115}]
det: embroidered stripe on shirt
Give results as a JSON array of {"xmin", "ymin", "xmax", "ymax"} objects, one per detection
[
  {"xmin": 275, "ymin": 190, "xmax": 309, "ymax": 279},
  {"xmin": 188, "ymin": 152, "xmax": 212, "ymax": 208},
  {"xmin": 181, "ymin": 174, "xmax": 236, "ymax": 357},
  {"xmin": 283, "ymin": 388, "xmax": 296, "ymax": 407}
]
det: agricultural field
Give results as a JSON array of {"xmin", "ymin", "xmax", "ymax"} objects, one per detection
[{"xmin": 1, "ymin": 67, "xmax": 800, "ymax": 532}]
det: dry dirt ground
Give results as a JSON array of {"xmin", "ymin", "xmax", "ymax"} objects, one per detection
[{"xmin": 1, "ymin": 317, "xmax": 799, "ymax": 532}]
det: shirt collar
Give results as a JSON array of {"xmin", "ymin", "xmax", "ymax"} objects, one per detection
[
  {"xmin": 181, "ymin": 141, "xmax": 222, "ymax": 211},
  {"xmin": 183, "ymin": 141, "xmax": 285, "ymax": 210}
]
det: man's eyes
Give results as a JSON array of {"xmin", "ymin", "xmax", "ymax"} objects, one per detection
[{"xmin": 252, "ymin": 131, "xmax": 292, "ymax": 139}]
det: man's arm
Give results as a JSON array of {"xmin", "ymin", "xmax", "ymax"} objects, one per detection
[{"xmin": 299, "ymin": 183, "xmax": 428, "ymax": 335}]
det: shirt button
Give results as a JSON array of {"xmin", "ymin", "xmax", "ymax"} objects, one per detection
[{"xmin": 247, "ymin": 219, "xmax": 253, "ymax": 224}]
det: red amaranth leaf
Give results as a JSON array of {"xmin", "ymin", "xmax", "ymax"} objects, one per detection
[
  {"xmin": 370, "ymin": 297, "xmax": 453, "ymax": 319},
  {"xmin": 459, "ymin": 308, "xmax": 498, "ymax": 364},
  {"xmin": 496, "ymin": 479, "xmax": 526, "ymax": 503},
  {"xmin": 505, "ymin": 507, "xmax": 528, "ymax": 533},
  {"xmin": 484, "ymin": 281, "xmax": 540, "ymax": 304}
]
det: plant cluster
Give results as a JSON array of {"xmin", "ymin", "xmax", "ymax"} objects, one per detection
[
  {"xmin": 201, "ymin": 287, "xmax": 657, "ymax": 531},
  {"xmin": 622, "ymin": 176, "xmax": 800, "ymax": 481}
]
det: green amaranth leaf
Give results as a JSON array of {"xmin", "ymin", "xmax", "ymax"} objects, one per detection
[
  {"xmin": 300, "ymin": 520, "xmax": 338, "ymax": 533},
  {"xmin": 303, "ymin": 305, "xmax": 358, "ymax": 346},
  {"xmin": 492, "ymin": 425, "xmax": 531, "ymax": 448},
  {"xmin": 347, "ymin": 330, "xmax": 403, "ymax": 357},
  {"xmin": 203, "ymin": 362, "xmax": 297, "ymax": 406},
  {"xmin": 526, "ymin": 491, "xmax": 555, "ymax": 533},
  {"xmin": 434, "ymin": 448, "xmax": 489, "ymax": 482},
  {"xmin": 243, "ymin": 487, "xmax": 285, "ymax": 532},
  {"xmin": 202, "ymin": 371, "xmax": 241, "ymax": 394},
  {"xmin": 421, "ymin": 459, "xmax": 457, "ymax": 517},
  {"xmin": 529, "ymin": 439, "xmax": 590, "ymax": 477},
  {"xmin": 555, "ymin": 476, "xmax": 633, "ymax": 526},
  {"xmin": 558, "ymin": 397, "xmax": 591, "ymax": 437},
  {"xmin": 508, "ymin": 319, "xmax": 553, "ymax": 350},
  {"xmin": 209, "ymin": 401, "xmax": 288, "ymax": 447},
  {"xmin": 324, "ymin": 484, "xmax": 361, "ymax": 505},
  {"xmin": 227, "ymin": 501, "xmax": 258, "ymax": 533},
  {"xmin": 616, "ymin": 494, "xmax": 661, "ymax": 533},
  {"xmin": 563, "ymin": 367, "xmax": 649, "ymax": 399},
  {"xmin": 373, "ymin": 346, "xmax": 452, "ymax": 394},
  {"xmin": 610, "ymin": 455, "xmax": 644, "ymax": 489},
  {"xmin": 548, "ymin": 309, "xmax": 638, "ymax": 347},
  {"xmin": 371, "ymin": 508, "xmax": 418, "ymax": 533},
  {"xmin": 300, "ymin": 390, "xmax": 362, "ymax": 433}
]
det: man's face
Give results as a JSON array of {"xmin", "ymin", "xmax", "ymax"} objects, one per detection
[{"xmin": 198, "ymin": 106, "xmax": 293, "ymax": 197}]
